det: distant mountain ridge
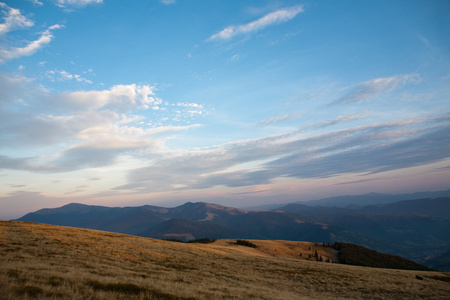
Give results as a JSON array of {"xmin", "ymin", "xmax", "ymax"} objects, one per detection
[
  {"xmin": 18, "ymin": 202, "xmax": 350, "ymax": 242},
  {"xmin": 302, "ymin": 189, "xmax": 450, "ymax": 207},
  {"xmin": 17, "ymin": 196, "xmax": 450, "ymax": 271},
  {"xmin": 242, "ymin": 189, "xmax": 450, "ymax": 210},
  {"xmin": 275, "ymin": 197, "xmax": 450, "ymax": 219}
]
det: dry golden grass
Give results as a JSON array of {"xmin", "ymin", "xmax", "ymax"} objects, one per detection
[
  {"xmin": 197, "ymin": 239, "xmax": 339, "ymax": 263},
  {"xmin": 1, "ymin": 221, "xmax": 449, "ymax": 299}
]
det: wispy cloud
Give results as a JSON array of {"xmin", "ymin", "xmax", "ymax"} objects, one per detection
[
  {"xmin": 114, "ymin": 114, "xmax": 450, "ymax": 193},
  {"xmin": 46, "ymin": 69, "xmax": 93, "ymax": 84},
  {"xmin": 55, "ymin": 0, "xmax": 102, "ymax": 8},
  {"xmin": 0, "ymin": 2, "xmax": 34, "ymax": 35},
  {"xmin": 312, "ymin": 113, "xmax": 366, "ymax": 129},
  {"xmin": 331, "ymin": 74, "xmax": 420, "ymax": 105},
  {"xmin": 28, "ymin": 0, "xmax": 44, "ymax": 6},
  {"xmin": 159, "ymin": 0, "xmax": 176, "ymax": 5},
  {"xmin": 0, "ymin": 24, "xmax": 63, "ymax": 64},
  {"xmin": 260, "ymin": 113, "xmax": 301, "ymax": 125},
  {"xmin": 208, "ymin": 5, "xmax": 304, "ymax": 41},
  {"xmin": 229, "ymin": 189, "xmax": 270, "ymax": 196}
]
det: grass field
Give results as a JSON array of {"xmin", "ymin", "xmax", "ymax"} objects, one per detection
[{"xmin": 1, "ymin": 221, "xmax": 449, "ymax": 299}]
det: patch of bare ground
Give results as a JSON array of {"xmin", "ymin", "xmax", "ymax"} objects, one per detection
[{"xmin": 1, "ymin": 221, "xmax": 449, "ymax": 299}]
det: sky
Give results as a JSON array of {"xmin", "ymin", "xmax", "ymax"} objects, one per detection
[{"xmin": 0, "ymin": 0, "xmax": 449, "ymax": 219}]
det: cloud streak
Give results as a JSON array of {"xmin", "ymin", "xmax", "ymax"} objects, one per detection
[
  {"xmin": 312, "ymin": 113, "xmax": 366, "ymax": 129},
  {"xmin": 331, "ymin": 74, "xmax": 420, "ymax": 105},
  {"xmin": 115, "ymin": 114, "xmax": 450, "ymax": 193},
  {"xmin": 208, "ymin": 5, "xmax": 304, "ymax": 41},
  {"xmin": 0, "ymin": 24, "xmax": 63, "ymax": 64},
  {"xmin": 260, "ymin": 113, "xmax": 301, "ymax": 125},
  {"xmin": 159, "ymin": 0, "xmax": 176, "ymax": 5},
  {"xmin": 55, "ymin": 0, "xmax": 102, "ymax": 8}
]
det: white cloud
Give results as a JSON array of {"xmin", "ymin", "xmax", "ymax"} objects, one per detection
[
  {"xmin": 0, "ymin": 3, "xmax": 34, "ymax": 35},
  {"xmin": 230, "ymin": 54, "xmax": 240, "ymax": 62},
  {"xmin": 176, "ymin": 102, "xmax": 203, "ymax": 108},
  {"xmin": 55, "ymin": 0, "xmax": 102, "ymax": 8},
  {"xmin": 46, "ymin": 69, "xmax": 93, "ymax": 84},
  {"xmin": 332, "ymin": 74, "xmax": 420, "ymax": 105},
  {"xmin": 208, "ymin": 5, "xmax": 304, "ymax": 41},
  {"xmin": 48, "ymin": 84, "xmax": 162, "ymax": 111},
  {"xmin": 0, "ymin": 74, "xmax": 203, "ymax": 173},
  {"xmin": 29, "ymin": 0, "xmax": 44, "ymax": 6},
  {"xmin": 0, "ymin": 24, "xmax": 63, "ymax": 64}
]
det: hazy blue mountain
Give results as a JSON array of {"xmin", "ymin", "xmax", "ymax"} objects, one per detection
[
  {"xmin": 17, "ymin": 203, "xmax": 169, "ymax": 235},
  {"xmin": 277, "ymin": 197, "xmax": 450, "ymax": 218},
  {"xmin": 276, "ymin": 197, "xmax": 450, "ymax": 267},
  {"xmin": 360, "ymin": 197, "xmax": 450, "ymax": 218},
  {"xmin": 17, "ymin": 196, "xmax": 450, "ymax": 270},
  {"xmin": 302, "ymin": 190, "xmax": 450, "ymax": 207}
]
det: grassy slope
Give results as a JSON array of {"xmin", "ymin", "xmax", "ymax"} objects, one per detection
[
  {"xmin": 1, "ymin": 221, "xmax": 449, "ymax": 299},
  {"xmin": 332, "ymin": 242, "xmax": 432, "ymax": 271}
]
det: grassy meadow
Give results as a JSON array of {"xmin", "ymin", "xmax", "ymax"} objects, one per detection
[{"xmin": 1, "ymin": 221, "xmax": 449, "ymax": 299}]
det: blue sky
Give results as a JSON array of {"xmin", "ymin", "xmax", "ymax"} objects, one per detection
[{"xmin": 1, "ymin": 0, "xmax": 449, "ymax": 219}]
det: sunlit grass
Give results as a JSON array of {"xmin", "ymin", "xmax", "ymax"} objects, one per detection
[{"xmin": 1, "ymin": 221, "xmax": 449, "ymax": 299}]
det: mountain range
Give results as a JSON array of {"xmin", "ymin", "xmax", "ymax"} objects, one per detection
[
  {"xmin": 17, "ymin": 195, "xmax": 450, "ymax": 271},
  {"xmin": 246, "ymin": 189, "xmax": 450, "ymax": 210}
]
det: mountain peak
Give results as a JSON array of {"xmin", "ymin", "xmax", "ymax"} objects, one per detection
[{"xmin": 61, "ymin": 202, "xmax": 89, "ymax": 208}]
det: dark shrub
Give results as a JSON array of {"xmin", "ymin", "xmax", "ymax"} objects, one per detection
[{"xmin": 235, "ymin": 240, "xmax": 257, "ymax": 248}]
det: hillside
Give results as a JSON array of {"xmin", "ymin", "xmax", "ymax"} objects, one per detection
[
  {"xmin": 331, "ymin": 242, "xmax": 431, "ymax": 271},
  {"xmin": 17, "ymin": 199, "xmax": 450, "ymax": 271},
  {"xmin": 1, "ymin": 221, "xmax": 449, "ymax": 299}
]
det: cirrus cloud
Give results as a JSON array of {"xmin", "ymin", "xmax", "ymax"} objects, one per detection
[
  {"xmin": 208, "ymin": 5, "xmax": 304, "ymax": 41},
  {"xmin": 115, "ymin": 113, "xmax": 450, "ymax": 193},
  {"xmin": 54, "ymin": 0, "xmax": 102, "ymax": 8},
  {"xmin": 260, "ymin": 113, "xmax": 301, "ymax": 126},
  {"xmin": 0, "ymin": 23, "xmax": 63, "ymax": 64},
  {"xmin": 331, "ymin": 74, "xmax": 420, "ymax": 105}
]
